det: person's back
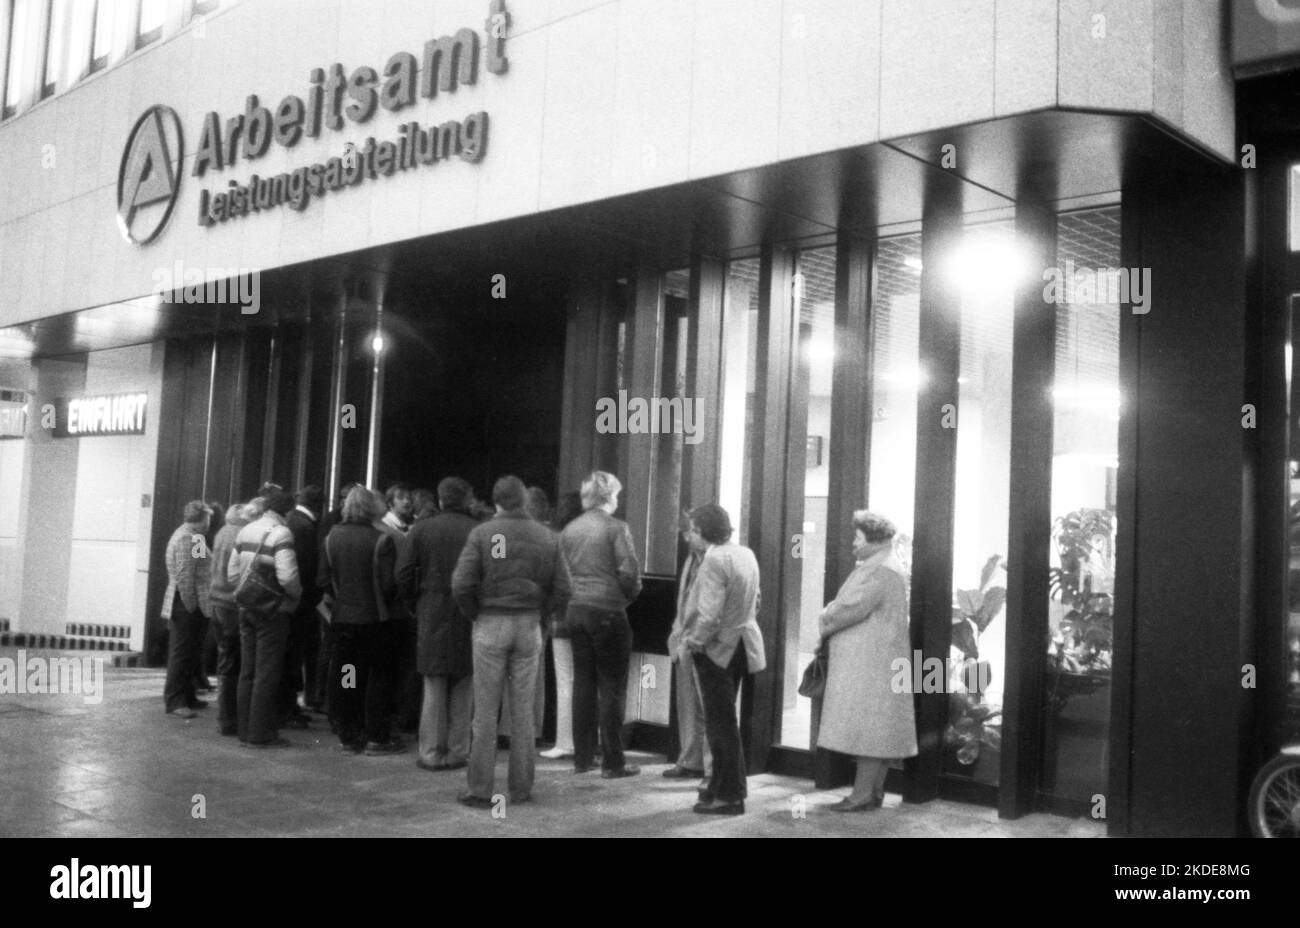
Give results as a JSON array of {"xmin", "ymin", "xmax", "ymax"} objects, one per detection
[
  {"xmin": 560, "ymin": 508, "xmax": 642, "ymax": 610},
  {"xmin": 453, "ymin": 510, "xmax": 566, "ymax": 618},
  {"xmin": 323, "ymin": 521, "xmax": 394, "ymax": 624},
  {"xmin": 406, "ymin": 508, "xmax": 478, "ymax": 601}
]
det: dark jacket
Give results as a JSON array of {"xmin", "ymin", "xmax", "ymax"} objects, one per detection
[
  {"xmin": 318, "ymin": 522, "xmax": 396, "ymax": 625},
  {"xmin": 398, "ymin": 507, "xmax": 477, "ymax": 677},
  {"xmin": 559, "ymin": 509, "xmax": 642, "ymax": 611},
  {"xmin": 452, "ymin": 509, "xmax": 570, "ymax": 620},
  {"xmin": 285, "ymin": 506, "xmax": 321, "ymax": 607}
]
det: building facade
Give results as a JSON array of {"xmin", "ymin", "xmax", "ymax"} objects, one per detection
[{"xmin": 1, "ymin": 0, "xmax": 1297, "ymax": 836}]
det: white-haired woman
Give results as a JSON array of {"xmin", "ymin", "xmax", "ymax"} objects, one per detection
[
  {"xmin": 558, "ymin": 471, "xmax": 643, "ymax": 777},
  {"xmin": 817, "ymin": 511, "xmax": 917, "ymax": 811}
]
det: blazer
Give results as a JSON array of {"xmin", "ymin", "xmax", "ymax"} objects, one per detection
[
  {"xmin": 666, "ymin": 549, "xmax": 702, "ymax": 662},
  {"xmin": 681, "ymin": 541, "xmax": 766, "ymax": 673}
]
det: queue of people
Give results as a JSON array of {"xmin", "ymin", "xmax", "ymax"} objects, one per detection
[{"xmin": 160, "ymin": 467, "xmax": 920, "ymax": 816}]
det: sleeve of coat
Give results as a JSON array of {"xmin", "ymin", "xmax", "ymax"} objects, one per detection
[
  {"xmin": 613, "ymin": 521, "xmax": 642, "ymax": 604},
  {"xmin": 316, "ymin": 530, "xmax": 334, "ymax": 596},
  {"xmin": 451, "ymin": 531, "xmax": 482, "ymax": 621},
  {"xmin": 195, "ymin": 533, "xmax": 213, "ymax": 618},
  {"xmin": 177, "ymin": 532, "xmax": 200, "ymax": 614},
  {"xmin": 819, "ymin": 566, "xmax": 886, "ymax": 638},
  {"xmin": 376, "ymin": 533, "xmax": 397, "ymax": 601},
  {"xmin": 273, "ymin": 531, "xmax": 303, "ymax": 603},
  {"xmin": 684, "ymin": 551, "xmax": 727, "ymax": 649},
  {"xmin": 549, "ymin": 538, "xmax": 572, "ymax": 617}
]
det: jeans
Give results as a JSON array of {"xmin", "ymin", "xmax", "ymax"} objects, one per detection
[
  {"xmin": 570, "ymin": 605, "xmax": 632, "ymax": 772},
  {"xmin": 694, "ymin": 647, "xmax": 749, "ymax": 804},
  {"xmin": 673, "ymin": 652, "xmax": 712, "ymax": 773},
  {"xmin": 467, "ymin": 612, "xmax": 541, "ymax": 800},
  {"xmin": 163, "ymin": 594, "xmax": 202, "ymax": 712},
  {"xmin": 237, "ymin": 609, "xmax": 290, "ymax": 744},
  {"xmin": 212, "ymin": 602, "xmax": 241, "ymax": 732},
  {"xmin": 332, "ymin": 622, "xmax": 397, "ymax": 747},
  {"xmin": 419, "ymin": 674, "xmax": 472, "ymax": 765}
]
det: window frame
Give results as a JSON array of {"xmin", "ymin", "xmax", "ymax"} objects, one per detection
[
  {"xmin": 135, "ymin": 0, "xmax": 162, "ymax": 50},
  {"xmin": 38, "ymin": 0, "xmax": 56, "ymax": 98}
]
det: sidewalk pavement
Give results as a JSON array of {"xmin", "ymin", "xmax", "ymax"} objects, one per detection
[{"xmin": 0, "ymin": 651, "xmax": 1104, "ymax": 838}]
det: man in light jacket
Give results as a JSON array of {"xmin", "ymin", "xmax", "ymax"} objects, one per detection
[
  {"xmin": 681, "ymin": 503, "xmax": 765, "ymax": 816},
  {"xmin": 162, "ymin": 500, "xmax": 212, "ymax": 718},
  {"xmin": 665, "ymin": 516, "xmax": 711, "ymax": 782},
  {"xmin": 228, "ymin": 488, "xmax": 302, "ymax": 747}
]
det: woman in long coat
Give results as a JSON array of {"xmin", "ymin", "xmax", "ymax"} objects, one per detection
[{"xmin": 817, "ymin": 510, "xmax": 918, "ymax": 811}]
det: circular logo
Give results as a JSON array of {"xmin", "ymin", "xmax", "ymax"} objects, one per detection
[{"xmin": 117, "ymin": 105, "xmax": 184, "ymax": 245}]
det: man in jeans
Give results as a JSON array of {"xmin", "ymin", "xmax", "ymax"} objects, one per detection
[
  {"xmin": 560, "ymin": 471, "xmax": 643, "ymax": 778},
  {"xmin": 228, "ymin": 488, "xmax": 302, "ymax": 748},
  {"xmin": 681, "ymin": 503, "xmax": 766, "ymax": 815},
  {"xmin": 162, "ymin": 500, "xmax": 212, "ymax": 719},
  {"xmin": 452, "ymin": 476, "xmax": 570, "ymax": 807}
]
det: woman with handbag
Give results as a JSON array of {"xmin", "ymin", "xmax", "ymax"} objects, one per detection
[
  {"xmin": 816, "ymin": 511, "xmax": 917, "ymax": 812},
  {"xmin": 319, "ymin": 485, "xmax": 402, "ymax": 755}
]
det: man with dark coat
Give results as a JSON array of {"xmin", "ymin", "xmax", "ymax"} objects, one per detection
[
  {"xmin": 397, "ymin": 477, "xmax": 479, "ymax": 771},
  {"xmin": 281, "ymin": 485, "xmax": 324, "ymax": 724}
]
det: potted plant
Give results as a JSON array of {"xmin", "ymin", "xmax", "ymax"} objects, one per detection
[
  {"xmin": 1047, "ymin": 508, "xmax": 1115, "ymax": 705},
  {"xmin": 946, "ymin": 555, "xmax": 1005, "ymax": 776}
]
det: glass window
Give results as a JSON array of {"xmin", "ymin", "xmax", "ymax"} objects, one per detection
[
  {"xmin": 943, "ymin": 220, "xmax": 1016, "ymax": 784},
  {"xmin": 4, "ymin": 0, "xmax": 37, "ymax": 115},
  {"xmin": 136, "ymin": 0, "xmax": 164, "ymax": 46},
  {"xmin": 868, "ymin": 234, "xmax": 922, "ymax": 562},
  {"xmin": 777, "ymin": 246, "xmax": 837, "ymax": 748},
  {"xmin": 718, "ymin": 257, "xmax": 759, "ymax": 546},
  {"xmin": 1041, "ymin": 206, "xmax": 1121, "ymax": 802},
  {"xmin": 41, "ymin": 0, "xmax": 65, "ymax": 97},
  {"xmin": 190, "ymin": 0, "xmax": 217, "ymax": 16},
  {"xmin": 643, "ymin": 269, "xmax": 691, "ymax": 576},
  {"xmin": 89, "ymin": 0, "xmax": 125, "ymax": 72}
]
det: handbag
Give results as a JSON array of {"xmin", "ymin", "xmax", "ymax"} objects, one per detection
[
  {"xmin": 233, "ymin": 530, "xmax": 285, "ymax": 614},
  {"xmin": 798, "ymin": 640, "xmax": 829, "ymax": 699}
]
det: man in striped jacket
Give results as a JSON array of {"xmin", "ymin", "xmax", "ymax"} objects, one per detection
[{"xmin": 227, "ymin": 488, "xmax": 302, "ymax": 747}]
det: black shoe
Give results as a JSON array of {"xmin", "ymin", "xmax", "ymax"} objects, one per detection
[
  {"xmin": 574, "ymin": 763, "xmax": 596, "ymax": 774},
  {"xmin": 246, "ymin": 737, "xmax": 292, "ymax": 748},
  {"xmin": 602, "ymin": 765, "xmax": 641, "ymax": 780},
  {"xmin": 693, "ymin": 799, "xmax": 744, "ymax": 815},
  {"xmin": 510, "ymin": 792, "xmax": 531, "ymax": 804},
  {"xmin": 282, "ymin": 714, "xmax": 310, "ymax": 730},
  {"xmin": 187, "ymin": 699, "xmax": 210, "ymax": 710},
  {"xmin": 166, "ymin": 708, "xmax": 197, "ymax": 720},
  {"xmin": 662, "ymin": 765, "xmax": 705, "ymax": 779},
  {"xmin": 335, "ymin": 741, "xmax": 364, "ymax": 754},
  {"xmin": 218, "ymin": 726, "xmax": 237, "ymax": 736},
  {"xmin": 456, "ymin": 793, "xmax": 494, "ymax": 809},
  {"xmin": 363, "ymin": 740, "xmax": 407, "ymax": 755}
]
